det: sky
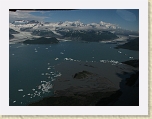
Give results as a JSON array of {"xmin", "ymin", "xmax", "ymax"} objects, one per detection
[{"xmin": 9, "ymin": 9, "xmax": 139, "ymax": 31}]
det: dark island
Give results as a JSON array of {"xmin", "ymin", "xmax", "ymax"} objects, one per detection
[
  {"xmin": 58, "ymin": 30, "xmax": 118, "ymax": 42},
  {"xmin": 122, "ymin": 59, "xmax": 139, "ymax": 68},
  {"xmin": 23, "ymin": 37, "xmax": 59, "ymax": 44},
  {"xmin": 31, "ymin": 30, "xmax": 58, "ymax": 37},
  {"xmin": 115, "ymin": 37, "xmax": 139, "ymax": 51},
  {"xmin": 121, "ymin": 59, "xmax": 139, "ymax": 87}
]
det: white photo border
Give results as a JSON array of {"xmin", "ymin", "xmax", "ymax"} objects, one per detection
[{"xmin": 0, "ymin": 0, "xmax": 148, "ymax": 115}]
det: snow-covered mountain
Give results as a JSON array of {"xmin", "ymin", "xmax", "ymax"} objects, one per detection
[
  {"xmin": 10, "ymin": 20, "xmax": 120, "ymax": 31},
  {"xmin": 9, "ymin": 20, "xmax": 139, "ymax": 44}
]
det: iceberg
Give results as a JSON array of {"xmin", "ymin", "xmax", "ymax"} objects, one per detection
[{"xmin": 18, "ymin": 89, "xmax": 23, "ymax": 91}]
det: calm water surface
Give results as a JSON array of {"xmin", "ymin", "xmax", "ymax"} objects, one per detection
[{"xmin": 9, "ymin": 41, "xmax": 139, "ymax": 106}]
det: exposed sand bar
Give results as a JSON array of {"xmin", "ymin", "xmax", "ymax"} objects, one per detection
[{"xmin": 52, "ymin": 61, "xmax": 137, "ymax": 96}]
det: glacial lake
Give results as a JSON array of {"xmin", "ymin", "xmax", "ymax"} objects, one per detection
[{"xmin": 9, "ymin": 41, "xmax": 139, "ymax": 106}]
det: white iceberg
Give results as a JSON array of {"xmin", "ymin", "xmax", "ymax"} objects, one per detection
[
  {"xmin": 18, "ymin": 89, "xmax": 23, "ymax": 91},
  {"xmin": 55, "ymin": 58, "xmax": 59, "ymax": 60},
  {"xmin": 60, "ymin": 52, "xmax": 64, "ymax": 54}
]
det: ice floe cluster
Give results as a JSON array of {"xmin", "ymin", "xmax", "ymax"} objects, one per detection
[
  {"xmin": 14, "ymin": 81, "xmax": 54, "ymax": 104},
  {"xmin": 100, "ymin": 60, "xmax": 122, "ymax": 65},
  {"xmin": 129, "ymin": 57, "xmax": 133, "ymax": 59},
  {"xmin": 13, "ymin": 63, "xmax": 63, "ymax": 104},
  {"xmin": 38, "ymin": 81, "xmax": 53, "ymax": 93},
  {"xmin": 64, "ymin": 58, "xmax": 81, "ymax": 62}
]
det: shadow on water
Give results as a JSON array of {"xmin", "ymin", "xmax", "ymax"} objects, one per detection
[
  {"xmin": 28, "ymin": 70, "xmax": 139, "ymax": 106},
  {"xmin": 95, "ymin": 70, "xmax": 139, "ymax": 106},
  {"xmin": 113, "ymin": 71, "xmax": 139, "ymax": 106},
  {"xmin": 28, "ymin": 60, "xmax": 139, "ymax": 106}
]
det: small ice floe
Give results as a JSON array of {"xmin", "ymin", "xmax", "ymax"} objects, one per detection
[
  {"xmin": 23, "ymin": 95, "xmax": 25, "ymax": 97},
  {"xmin": 50, "ymin": 46, "xmax": 51, "ymax": 47},
  {"xmin": 50, "ymin": 72, "xmax": 53, "ymax": 73},
  {"xmin": 18, "ymin": 89, "xmax": 23, "ymax": 91},
  {"xmin": 48, "ymin": 63, "xmax": 50, "ymax": 65},
  {"xmin": 47, "ymin": 76, "xmax": 51, "ymax": 79},
  {"xmin": 64, "ymin": 58, "xmax": 74, "ymax": 61},
  {"xmin": 110, "ymin": 47, "xmax": 111, "ymax": 48},
  {"xmin": 34, "ymin": 48, "xmax": 37, "ymax": 50},
  {"xmin": 70, "ymin": 58, "xmax": 73, "ymax": 61},
  {"xmin": 118, "ymin": 51, "xmax": 122, "ymax": 53},
  {"xmin": 64, "ymin": 58, "xmax": 68, "ymax": 60},
  {"xmin": 47, "ymin": 67, "xmax": 51, "ymax": 70},
  {"xmin": 125, "ymin": 54, "xmax": 127, "ymax": 55},
  {"xmin": 92, "ymin": 57, "xmax": 94, "ymax": 58},
  {"xmin": 41, "ymin": 73, "xmax": 44, "ymax": 75},
  {"xmin": 34, "ymin": 91, "xmax": 41, "ymax": 96},
  {"xmin": 54, "ymin": 73, "xmax": 62, "ymax": 77},
  {"xmin": 27, "ymin": 93, "xmax": 31, "ymax": 96},
  {"xmin": 110, "ymin": 60, "xmax": 119, "ymax": 64},
  {"xmin": 129, "ymin": 57, "xmax": 133, "ymax": 59},
  {"xmin": 55, "ymin": 58, "xmax": 59, "ymax": 60},
  {"xmin": 60, "ymin": 52, "xmax": 64, "ymax": 54},
  {"xmin": 32, "ymin": 88, "xmax": 35, "ymax": 91},
  {"xmin": 51, "ymin": 77, "xmax": 55, "ymax": 82},
  {"xmin": 100, "ymin": 60, "xmax": 106, "ymax": 63},
  {"xmin": 38, "ymin": 85, "xmax": 41, "ymax": 89},
  {"xmin": 57, "ymin": 73, "xmax": 62, "ymax": 76},
  {"xmin": 13, "ymin": 100, "xmax": 16, "ymax": 103},
  {"xmin": 45, "ymin": 48, "xmax": 48, "ymax": 50},
  {"xmin": 12, "ymin": 54, "xmax": 15, "ymax": 55},
  {"xmin": 45, "ymin": 73, "xmax": 50, "ymax": 75},
  {"xmin": 35, "ymin": 51, "xmax": 38, "ymax": 52},
  {"xmin": 21, "ymin": 102, "xmax": 22, "ymax": 104}
]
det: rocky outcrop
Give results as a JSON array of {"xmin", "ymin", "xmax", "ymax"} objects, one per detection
[{"xmin": 73, "ymin": 71, "xmax": 92, "ymax": 79}]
